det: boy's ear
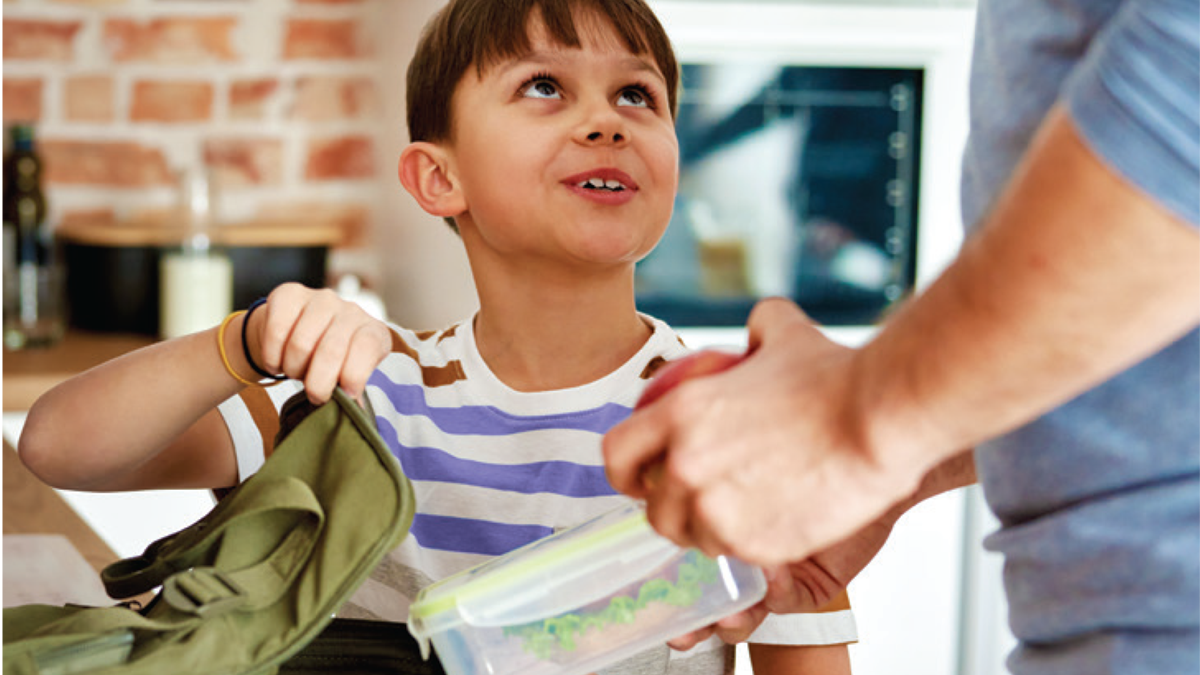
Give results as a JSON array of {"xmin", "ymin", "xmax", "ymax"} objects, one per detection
[{"xmin": 398, "ymin": 142, "xmax": 466, "ymax": 218}]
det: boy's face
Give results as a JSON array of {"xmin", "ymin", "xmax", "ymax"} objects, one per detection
[{"xmin": 445, "ymin": 10, "xmax": 679, "ymax": 270}]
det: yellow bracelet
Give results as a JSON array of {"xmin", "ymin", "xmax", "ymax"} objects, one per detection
[{"xmin": 217, "ymin": 310, "xmax": 261, "ymax": 387}]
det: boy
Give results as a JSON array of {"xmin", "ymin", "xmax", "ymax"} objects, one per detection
[{"xmin": 19, "ymin": 1, "xmax": 856, "ymax": 672}]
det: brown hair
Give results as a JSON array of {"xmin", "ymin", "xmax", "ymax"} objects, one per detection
[{"xmin": 406, "ymin": 0, "xmax": 679, "ymax": 146}]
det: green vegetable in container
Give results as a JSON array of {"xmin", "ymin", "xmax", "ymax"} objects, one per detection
[{"xmin": 505, "ymin": 551, "xmax": 723, "ymax": 659}]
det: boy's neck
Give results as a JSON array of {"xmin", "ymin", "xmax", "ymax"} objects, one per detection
[{"xmin": 471, "ymin": 267, "xmax": 653, "ymax": 392}]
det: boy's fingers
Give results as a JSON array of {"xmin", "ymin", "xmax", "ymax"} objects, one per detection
[
  {"xmin": 256, "ymin": 284, "xmax": 326, "ymax": 376},
  {"xmin": 665, "ymin": 603, "xmax": 768, "ymax": 650},
  {"xmin": 279, "ymin": 293, "xmax": 339, "ymax": 378},
  {"xmin": 338, "ymin": 323, "xmax": 392, "ymax": 398},
  {"xmin": 761, "ymin": 564, "xmax": 810, "ymax": 613},
  {"xmin": 710, "ymin": 603, "xmax": 769, "ymax": 644},
  {"xmin": 303, "ymin": 314, "xmax": 357, "ymax": 404},
  {"xmin": 666, "ymin": 626, "xmax": 714, "ymax": 651},
  {"xmin": 254, "ymin": 295, "xmax": 298, "ymax": 375}
]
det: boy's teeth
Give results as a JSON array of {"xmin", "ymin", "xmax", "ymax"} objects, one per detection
[{"xmin": 579, "ymin": 177, "xmax": 625, "ymax": 191}]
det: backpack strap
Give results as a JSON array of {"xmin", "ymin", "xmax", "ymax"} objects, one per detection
[{"xmin": 101, "ymin": 473, "xmax": 324, "ymax": 605}]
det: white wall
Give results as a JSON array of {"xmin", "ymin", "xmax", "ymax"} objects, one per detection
[{"xmin": 372, "ymin": 1, "xmax": 480, "ymax": 331}]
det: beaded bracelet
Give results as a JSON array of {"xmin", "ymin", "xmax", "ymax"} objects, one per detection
[{"xmin": 241, "ymin": 297, "xmax": 287, "ymax": 382}]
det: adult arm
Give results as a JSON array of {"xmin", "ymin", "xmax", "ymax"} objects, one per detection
[{"xmin": 604, "ymin": 104, "xmax": 1200, "ymax": 566}]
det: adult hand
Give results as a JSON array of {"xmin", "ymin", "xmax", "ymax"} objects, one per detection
[
  {"xmin": 246, "ymin": 282, "xmax": 393, "ymax": 404},
  {"xmin": 604, "ymin": 297, "xmax": 929, "ymax": 566}
]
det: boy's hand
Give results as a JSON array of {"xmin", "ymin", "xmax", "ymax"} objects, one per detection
[
  {"xmin": 666, "ymin": 511, "xmax": 896, "ymax": 650},
  {"xmin": 246, "ymin": 283, "xmax": 393, "ymax": 404}
]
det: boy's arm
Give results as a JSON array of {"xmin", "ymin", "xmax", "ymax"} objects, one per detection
[
  {"xmin": 748, "ymin": 643, "xmax": 851, "ymax": 675},
  {"xmin": 20, "ymin": 326, "xmax": 249, "ymax": 491},
  {"xmin": 18, "ymin": 283, "xmax": 392, "ymax": 492}
]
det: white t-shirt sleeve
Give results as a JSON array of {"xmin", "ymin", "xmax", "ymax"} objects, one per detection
[
  {"xmin": 747, "ymin": 608, "xmax": 857, "ymax": 646},
  {"xmin": 216, "ymin": 381, "xmax": 304, "ymax": 483}
]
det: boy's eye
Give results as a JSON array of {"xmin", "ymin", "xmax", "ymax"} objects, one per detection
[
  {"xmin": 522, "ymin": 78, "xmax": 561, "ymax": 100},
  {"xmin": 617, "ymin": 86, "xmax": 652, "ymax": 109}
]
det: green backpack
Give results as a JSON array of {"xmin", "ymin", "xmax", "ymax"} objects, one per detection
[{"xmin": 3, "ymin": 389, "xmax": 416, "ymax": 675}]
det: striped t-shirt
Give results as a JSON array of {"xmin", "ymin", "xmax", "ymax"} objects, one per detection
[{"xmin": 218, "ymin": 313, "xmax": 856, "ymax": 674}]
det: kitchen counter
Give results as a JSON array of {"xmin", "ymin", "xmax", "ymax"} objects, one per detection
[
  {"xmin": 3, "ymin": 438, "xmax": 118, "ymax": 574},
  {"xmin": 3, "ymin": 330, "xmax": 155, "ymax": 411}
]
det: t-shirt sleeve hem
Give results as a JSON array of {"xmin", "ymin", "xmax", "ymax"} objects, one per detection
[
  {"xmin": 746, "ymin": 609, "xmax": 858, "ymax": 646},
  {"xmin": 1064, "ymin": 0, "xmax": 1200, "ymax": 226},
  {"xmin": 217, "ymin": 395, "xmax": 266, "ymax": 483}
]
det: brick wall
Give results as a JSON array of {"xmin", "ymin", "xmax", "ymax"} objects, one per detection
[{"xmin": 3, "ymin": 0, "xmax": 388, "ymax": 275}]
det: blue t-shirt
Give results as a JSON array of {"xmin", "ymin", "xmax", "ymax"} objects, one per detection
[{"xmin": 960, "ymin": 1, "xmax": 1199, "ymax": 673}]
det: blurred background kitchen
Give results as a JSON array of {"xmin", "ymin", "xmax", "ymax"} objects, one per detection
[
  {"xmin": 2, "ymin": 0, "xmax": 477, "ymax": 338},
  {"xmin": 2, "ymin": 0, "xmax": 1014, "ymax": 673}
]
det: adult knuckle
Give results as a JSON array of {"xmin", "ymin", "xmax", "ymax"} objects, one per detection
[
  {"xmin": 663, "ymin": 383, "xmax": 707, "ymax": 424},
  {"xmin": 660, "ymin": 452, "xmax": 696, "ymax": 490}
]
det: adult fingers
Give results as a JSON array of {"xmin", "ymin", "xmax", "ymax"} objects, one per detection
[
  {"xmin": 602, "ymin": 398, "xmax": 676, "ymax": 499},
  {"xmin": 641, "ymin": 448, "xmax": 701, "ymax": 549},
  {"xmin": 613, "ymin": 381, "xmax": 733, "ymax": 548},
  {"xmin": 746, "ymin": 296, "xmax": 810, "ymax": 353}
]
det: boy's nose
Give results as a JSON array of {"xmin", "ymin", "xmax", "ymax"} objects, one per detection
[
  {"xmin": 576, "ymin": 102, "xmax": 629, "ymax": 146},
  {"xmin": 586, "ymin": 130, "xmax": 625, "ymax": 143}
]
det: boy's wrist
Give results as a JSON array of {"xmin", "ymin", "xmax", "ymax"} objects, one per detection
[
  {"xmin": 216, "ymin": 307, "xmax": 283, "ymax": 388},
  {"xmin": 241, "ymin": 298, "xmax": 286, "ymax": 382},
  {"xmin": 217, "ymin": 310, "xmax": 259, "ymax": 387}
]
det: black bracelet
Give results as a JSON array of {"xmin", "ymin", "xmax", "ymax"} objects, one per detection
[{"xmin": 241, "ymin": 297, "xmax": 287, "ymax": 381}]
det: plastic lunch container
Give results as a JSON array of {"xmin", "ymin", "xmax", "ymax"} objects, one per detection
[{"xmin": 407, "ymin": 502, "xmax": 767, "ymax": 675}]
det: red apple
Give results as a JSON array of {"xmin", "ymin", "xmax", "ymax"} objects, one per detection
[{"xmin": 637, "ymin": 349, "xmax": 746, "ymax": 409}]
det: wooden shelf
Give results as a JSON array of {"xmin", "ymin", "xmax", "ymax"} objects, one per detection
[{"xmin": 3, "ymin": 330, "xmax": 156, "ymax": 411}]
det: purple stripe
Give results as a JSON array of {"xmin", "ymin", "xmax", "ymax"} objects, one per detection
[
  {"xmin": 410, "ymin": 513, "xmax": 552, "ymax": 555},
  {"xmin": 369, "ymin": 375, "xmax": 632, "ymax": 435},
  {"xmin": 375, "ymin": 418, "xmax": 617, "ymax": 497}
]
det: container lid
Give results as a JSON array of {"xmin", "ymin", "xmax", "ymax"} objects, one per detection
[{"xmin": 407, "ymin": 503, "xmax": 683, "ymax": 651}]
